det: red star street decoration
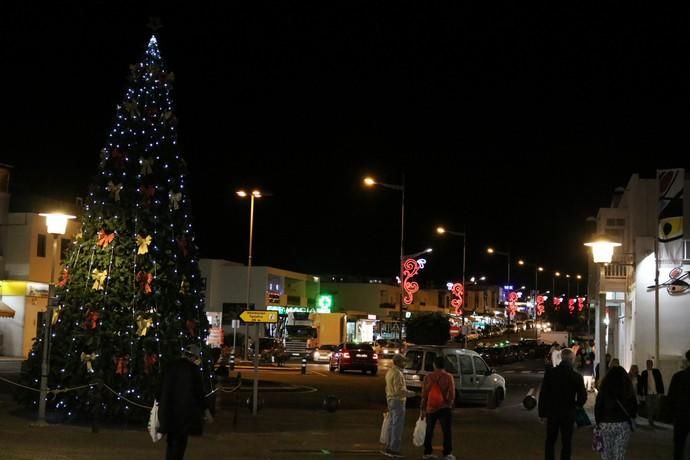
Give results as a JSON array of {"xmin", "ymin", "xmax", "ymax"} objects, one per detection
[
  {"xmin": 568, "ymin": 298, "xmax": 576, "ymax": 315},
  {"xmin": 553, "ymin": 297, "xmax": 562, "ymax": 310},
  {"xmin": 450, "ymin": 283, "xmax": 464, "ymax": 315},
  {"xmin": 577, "ymin": 297, "xmax": 586, "ymax": 312},
  {"xmin": 507, "ymin": 291, "xmax": 518, "ymax": 317}
]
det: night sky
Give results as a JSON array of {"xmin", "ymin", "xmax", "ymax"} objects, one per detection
[{"xmin": 2, "ymin": 3, "xmax": 687, "ymax": 290}]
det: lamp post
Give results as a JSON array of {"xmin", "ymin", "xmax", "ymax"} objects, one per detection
[
  {"xmin": 37, "ymin": 212, "xmax": 75, "ymax": 424},
  {"xmin": 518, "ymin": 260, "xmax": 543, "ymax": 319},
  {"xmin": 436, "ymin": 226, "xmax": 467, "ymax": 290},
  {"xmin": 487, "ymin": 247, "xmax": 510, "ymax": 285},
  {"xmin": 237, "ymin": 189, "xmax": 264, "ymax": 416},
  {"xmin": 364, "ymin": 176, "xmax": 405, "ymax": 343},
  {"xmin": 553, "ymin": 271, "xmax": 561, "ymax": 295},
  {"xmin": 575, "ymin": 274, "xmax": 582, "ymax": 296},
  {"xmin": 585, "ymin": 236, "xmax": 622, "ymax": 385}
]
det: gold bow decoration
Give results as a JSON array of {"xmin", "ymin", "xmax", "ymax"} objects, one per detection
[
  {"xmin": 107, "ymin": 181, "xmax": 123, "ymax": 201},
  {"xmin": 91, "ymin": 269, "xmax": 108, "ymax": 290},
  {"xmin": 97, "ymin": 229, "xmax": 115, "ymax": 249},
  {"xmin": 80, "ymin": 352, "xmax": 98, "ymax": 373},
  {"xmin": 140, "ymin": 157, "xmax": 154, "ymax": 176},
  {"xmin": 136, "ymin": 315, "xmax": 153, "ymax": 336},
  {"xmin": 136, "ymin": 235, "xmax": 152, "ymax": 255},
  {"xmin": 168, "ymin": 190, "xmax": 182, "ymax": 210}
]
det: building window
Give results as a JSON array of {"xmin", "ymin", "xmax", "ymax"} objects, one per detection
[
  {"xmin": 60, "ymin": 238, "xmax": 71, "ymax": 260},
  {"xmin": 37, "ymin": 234, "xmax": 47, "ymax": 258}
]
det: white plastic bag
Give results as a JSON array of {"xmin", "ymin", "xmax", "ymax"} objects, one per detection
[
  {"xmin": 379, "ymin": 411, "xmax": 390, "ymax": 444},
  {"xmin": 148, "ymin": 399, "xmax": 163, "ymax": 443},
  {"xmin": 413, "ymin": 416, "xmax": 426, "ymax": 447}
]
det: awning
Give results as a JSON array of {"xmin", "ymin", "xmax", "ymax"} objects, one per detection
[{"xmin": 0, "ymin": 301, "xmax": 16, "ymax": 318}]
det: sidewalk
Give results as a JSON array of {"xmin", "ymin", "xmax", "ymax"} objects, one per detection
[{"xmin": 0, "ymin": 391, "xmax": 673, "ymax": 460}]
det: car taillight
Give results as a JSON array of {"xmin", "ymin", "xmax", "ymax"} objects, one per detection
[
  {"xmin": 373, "ymin": 353, "xmax": 379, "ymax": 360},
  {"xmin": 343, "ymin": 352, "xmax": 351, "ymax": 358}
]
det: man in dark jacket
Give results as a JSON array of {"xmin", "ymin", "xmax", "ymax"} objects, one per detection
[
  {"xmin": 668, "ymin": 350, "xmax": 690, "ymax": 460},
  {"xmin": 158, "ymin": 344, "xmax": 209, "ymax": 460},
  {"xmin": 538, "ymin": 348, "xmax": 587, "ymax": 460},
  {"xmin": 638, "ymin": 358, "xmax": 665, "ymax": 427}
]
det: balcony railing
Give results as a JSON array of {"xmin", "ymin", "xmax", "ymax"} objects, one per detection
[{"xmin": 604, "ymin": 264, "xmax": 627, "ymax": 279}]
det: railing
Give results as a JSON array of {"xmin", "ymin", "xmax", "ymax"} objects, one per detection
[{"xmin": 604, "ymin": 264, "xmax": 627, "ymax": 279}]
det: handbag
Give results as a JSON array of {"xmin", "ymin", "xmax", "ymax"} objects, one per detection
[
  {"xmin": 412, "ymin": 416, "xmax": 426, "ymax": 447},
  {"xmin": 148, "ymin": 399, "xmax": 163, "ymax": 443},
  {"xmin": 379, "ymin": 412, "xmax": 390, "ymax": 444},
  {"xmin": 616, "ymin": 399, "xmax": 636, "ymax": 431},
  {"xmin": 592, "ymin": 425, "xmax": 605, "ymax": 452},
  {"xmin": 575, "ymin": 406, "xmax": 592, "ymax": 428}
]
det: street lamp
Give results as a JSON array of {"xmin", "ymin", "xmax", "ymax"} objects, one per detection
[
  {"xmin": 584, "ymin": 236, "xmax": 622, "ymax": 385},
  {"xmin": 487, "ymin": 247, "xmax": 511, "ymax": 285},
  {"xmin": 576, "ymin": 274, "xmax": 582, "ymax": 296},
  {"xmin": 553, "ymin": 271, "xmax": 561, "ymax": 295},
  {"xmin": 565, "ymin": 274, "xmax": 571, "ymax": 298},
  {"xmin": 364, "ymin": 175, "xmax": 405, "ymax": 343},
  {"xmin": 36, "ymin": 212, "xmax": 75, "ymax": 424},
  {"xmin": 436, "ymin": 226, "xmax": 467, "ymax": 290},
  {"xmin": 236, "ymin": 189, "xmax": 265, "ymax": 416}
]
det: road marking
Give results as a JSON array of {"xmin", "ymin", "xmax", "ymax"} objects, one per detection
[{"xmin": 310, "ymin": 370, "xmax": 330, "ymax": 377}]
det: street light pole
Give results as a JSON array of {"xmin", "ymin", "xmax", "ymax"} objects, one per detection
[
  {"xmin": 364, "ymin": 175, "xmax": 405, "ymax": 343},
  {"xmin": 37, "ymin": 212, "xmax": 74, "ymax": 424}
]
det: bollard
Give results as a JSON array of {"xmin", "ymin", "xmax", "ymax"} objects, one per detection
[
  {"xmin": 301, "ymin": 357, "xmax": 307, "ymax": 374},
  {"xmin": 523, "ymin": 387, "xmax": 537, "ymax": 410},
  {"xmin": 323, "ymin": 395, "xmax": 339, "ymax": 412},
  {"xmin": 229, "ymin": 353, "xmax": 235, "ymax": 371}
]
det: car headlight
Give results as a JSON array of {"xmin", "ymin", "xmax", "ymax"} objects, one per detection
[
  {"xmin": 393, "ymin": 349, "xmax": 399, "ymax": 354},
  {"xmin": 411, "ymin": 375, "xmax": 420, "ymax": 381},
  {"xmin": 314, "ymin": 351, "xmax": 320, "ymax": 359}
]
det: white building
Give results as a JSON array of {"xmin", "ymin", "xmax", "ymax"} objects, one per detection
[{"xmin": 589, "ymin": 172, "xmax": 690, "ymax": 386}]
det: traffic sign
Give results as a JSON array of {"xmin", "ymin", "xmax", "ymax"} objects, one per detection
[{"xmin": 239, "ymin": 310, "xmax": 278, "ymax": 323}]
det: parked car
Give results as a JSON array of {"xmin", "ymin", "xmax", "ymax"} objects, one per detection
[
  {"xmin": 312, "ymin": 344, "xmax": 337, "ymax": 363},
  {"xmin": 329, "ymin": 342, "xmax": 378, "ymax": 375},
  {"xmin": 380, "ymin": 340, "xmax": 402, "ymax": 358},
  {"xmin": 403, "ymin": 345, "xmax": 506, "ymax": 408}
]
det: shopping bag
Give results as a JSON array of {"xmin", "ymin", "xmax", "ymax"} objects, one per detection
[
  {"xmin": 592, "ymin": 425, "xmax": 604, "ymax": 452},
  {"xmin": 379, "ymin": 412, "xmax": 390, "ymax": 445},
  {"xmin": 148, "ymin": 400, "xmax": 163, "ymax": 443},
  {"xmin": 575, "ymin": 406, "xmax": 592, "ymax": 428},
  {"xmin": 412, "ymin": 416, "xmax": 426, "ymax": 447}
]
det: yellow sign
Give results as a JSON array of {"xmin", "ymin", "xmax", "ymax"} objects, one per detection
[{"xmin": 239, "ymin": 310, "xmax": 278, "ymax": 323}]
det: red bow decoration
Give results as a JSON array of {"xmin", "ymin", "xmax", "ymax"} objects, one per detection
[
  {"xmin": 97, "ymin": 229, "xmax": 115, "ymax": 249},
  {"xmin": 144, "ymin": 353, "xmax": 157, "ymax": 374},
  {"xmin": 140, "ymin": 185, "xmax": 155, "ymax": 207},
  {"xmin": 553, "ymin": 297, "xmax": 562, "ymax": 310},
  {"xmin": 84, "ymin": 310, "xmax": 100, "ymax": 330},
  {"xmin": 136, "ymin": 271, "xmax": 153, "ymax": 294},
  {"xmin": 115, "ymin": 355, "xmax": 129, "ymax": 375},
  {"xmin": 577, "ymin": 297, "xmax": 586, "ymax": 312},
  {"xmin": 450, "ymin": 283, "xmax": 464, "ymax": 315},
  {"xmin": 57, "ymin": 268, "xmax": 70, "ymax": 288},
  {"xmin": 536, "ymin": 295, "xmax": 545, "ymax": 316},
  {"xmin": 568, "ymin": 298, "xmax": 576, "ymax": 315},
  {"xmin": 177, "ymin": 236, "xmax": 189, "ymax": 257},
  {"xmin": 111, "ymin": 148, "xmax": 125, "ymax": 169},
  {"xmin": 185, "ymin": 319, "xmax": 197, "ymax": 337}
]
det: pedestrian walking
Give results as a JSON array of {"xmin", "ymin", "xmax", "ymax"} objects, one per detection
[
  {"xmin": 538, "ymin": 348, "xmax": 587, "ymax": 460},
  {"xmin": 595, "ymin": 353, "xmax": 612, "ymax": 390},
  {"xmin": 551, "ymin": 343, "xmax": 562, "ymax": 368},
  {"xmin": 667, "ymin": 349, "xmax": 690, "ymax": 460},
  {"xmin": 382, "ymin": 354, "xmax": 414, "ymax": 458},
  {"xmin": 628, "ymin": 365, "xmax": 640, "ymax": 402},
  {"xmin": 638, "ymin": 359, "xmax": 664, "ymax": 427},
  {"xmin": 158, "ymin": 344, "xmax": 212, "ymax": 460},
  {"xmin": 420, "ymin": 356, "xmax": 455, "ymax": 460},
  {"xmin": 582, "ymin": 346, "xmax": 595, "ymax": 392},
  {"xmin": 595, "ymin": 366, "xmax": 638, "ymax": 460}
]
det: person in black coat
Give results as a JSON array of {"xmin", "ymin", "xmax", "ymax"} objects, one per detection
[
  {"xmin": 594, "ymin": 366, "xmax": 638, "ymax": 459},
  {"xmin": 668, "ymin": 350, "xmax": 690, "ymax": 460},
  {"xmin": 538, "ymin": 348, "xmax": 587, "ymax": 460},
  {"xmin": 638, "ymin": 359, "xmax": 664, "ymax": 427},
  {"xmin": 158, "ymin": 344, "xmax": 209, "ymax": 460}
]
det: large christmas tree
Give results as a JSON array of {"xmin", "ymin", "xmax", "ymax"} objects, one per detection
[{"xmin": 19, "ymin": 35, "xmax": 212, "ymax": 420}]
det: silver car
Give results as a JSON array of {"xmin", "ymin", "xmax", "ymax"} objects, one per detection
[{"xmin": 402, "ymin": 345, "xmax": 506, "ymax": 408}]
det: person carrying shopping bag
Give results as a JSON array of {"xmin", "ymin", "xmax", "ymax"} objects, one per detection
[{"xmin": 420, "ymin": 356, "xmax": 455, "ymax": 460}]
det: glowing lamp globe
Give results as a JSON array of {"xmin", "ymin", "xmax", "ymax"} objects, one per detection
[
  {"xmin": 39, "ymin": 213, "xmax": 76, "ymax": 235},
  {"xmin": 584, "ymin": 238, "xmax": 621, "ymax": 264}
]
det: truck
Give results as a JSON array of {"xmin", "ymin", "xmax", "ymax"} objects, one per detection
[
  {"xmin": 538, "ymin": 330, "xmax": 571, "ymax": 347},
  {"xmin": 281, "ymin": 312, "xmax": 347, "ymax": 358}
]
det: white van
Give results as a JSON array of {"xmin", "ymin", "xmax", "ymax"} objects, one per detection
[{"xmin": 402, "ymin": 345, "xmax": 506, "ymax": 408}]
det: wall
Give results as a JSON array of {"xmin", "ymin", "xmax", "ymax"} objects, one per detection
[{"xmin": 321, "ymin": 282, "xmax": 400, "ymax": 318}]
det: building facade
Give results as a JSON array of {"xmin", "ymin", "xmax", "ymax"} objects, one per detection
[{"xmin": 589, "ymin": 172, "xmax": 690, "ymax": 386}]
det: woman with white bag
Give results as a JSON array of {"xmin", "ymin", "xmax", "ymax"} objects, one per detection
[{"xmin": 420, "ymin": 356, "xmax": 456, "ymax": 460}]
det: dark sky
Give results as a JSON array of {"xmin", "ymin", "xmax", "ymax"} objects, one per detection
[{"xmin": 2, "ymin": 3, "xmax": 687, "ymax": 290}]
